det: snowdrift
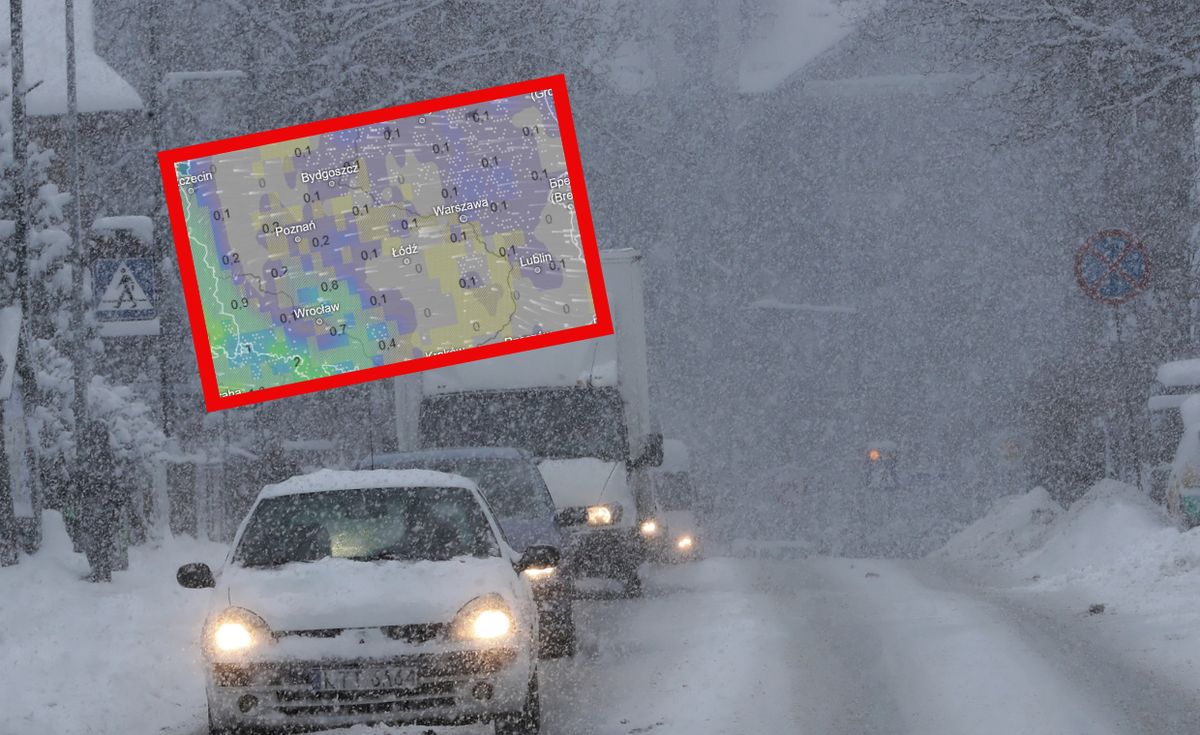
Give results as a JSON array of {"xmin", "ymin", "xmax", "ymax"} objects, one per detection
[
  {"xmin": 937, "ymin": 480, "xmax": 1200, "ymax": 611},
  {"xmin": 0, "ymin": 512, "xmax": 228, "ymax": 735},
  {"xmin": 937, "ymin": 486, "xmax": 1060, "ymax": 565}
]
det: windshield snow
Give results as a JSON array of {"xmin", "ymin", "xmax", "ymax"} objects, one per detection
[{"xmin": 233, "ymin": 487, "xmax": 498, "ymax": 567}]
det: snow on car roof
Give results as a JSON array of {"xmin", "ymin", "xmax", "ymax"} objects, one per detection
[{"xmin": 259, "ymin": 468, "xmax": 479, "ymax": 500}]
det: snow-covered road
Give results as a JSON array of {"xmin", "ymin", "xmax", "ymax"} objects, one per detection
[
  {"xmin": 5, "ymin": 522, "xmax": 1200, "ymax": 735},
  {"xmin": 743, "ymin": 557, "xmax": 1200, "ymax": 735}
]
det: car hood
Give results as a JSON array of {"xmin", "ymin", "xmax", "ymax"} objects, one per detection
[
  {"xmin": 495, "ymin": 515, "xmax": 561, "ymax": 553},
  {"xmin": 214, "ymin": 555, "xmax": 520, "ymax": 631}
]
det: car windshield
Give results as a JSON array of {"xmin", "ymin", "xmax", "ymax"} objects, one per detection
[
  {"xmin": 419, "ymin": 387, "xmax": 628, "ymax": 461},
  {"xmin": 388, "ymin": 458, "xmax": 555, "ymax": 518},
  {"xmin": 233, "ymin": 486, "xmax": 498, "ymax": 567}
]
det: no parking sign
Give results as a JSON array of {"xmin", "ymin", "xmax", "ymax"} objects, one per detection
[{"xmin": 1074, "ymin": 230, "xmax": 1150, "ymax": 305}]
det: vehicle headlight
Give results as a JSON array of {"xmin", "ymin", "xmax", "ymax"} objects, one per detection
[
  {"xmin": 473, "ymin": 609, "xmax": 513, "ymax": 639},
  {"xmin": 587, "ymin": 505, "xmax": 614, "ymax": 525},
  {"xmin": 676, "ymin": 535, "xmax": 694, "ymax": 550},
  {"xmin": 523, "ymin": 566, "xmax": 556, "ymax": 581},
  {"xmin": 451, "ymin": 596, "xmax": 515, "ymax": 641},
  {"xmin": 215, "ymin": 622, "xmax": 255, "ymax": 651},
  {"xmin": 640, "ymin": 519, "xmax": 659, "ymax": 536},
  {"xmin": 205, "ymin": 608, "xmax": 271, "ymax": 656}
]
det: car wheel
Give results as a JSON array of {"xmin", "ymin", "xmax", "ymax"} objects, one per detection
[
  {"xmin": 494, "ymin": 671, "xmax": 540, "ymax": 735},
  {"xmin": 623, "ymin": 571, "xmax": 642, "ymax": 598}
]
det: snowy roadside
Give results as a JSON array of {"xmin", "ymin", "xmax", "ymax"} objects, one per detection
[
  {"xmin": 0, "ymin": 513, "xmax": 227, "ymax": 735},
  {"xmin": 931, "ymin": 480, "xmax": 1200, "ymax": 687},
  {"xmin": 0, "ymin": 515, "xmax": 798, "ymax": 735}
]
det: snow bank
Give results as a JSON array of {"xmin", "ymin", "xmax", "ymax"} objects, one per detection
[
  {"xmin": 938, "ymin": 480, "xmax": 1200, "ymax": 613},
  {"xmin": 1022, "ymin": 480, "xmax": 1168, "ymax": 580},
  {"xmin": 936, "ymin": 486, "xmax": 1060, "ymax": 565},
  {"xmin": 0, "ymin": 513, "xmax": 227, "ymax": 734}
]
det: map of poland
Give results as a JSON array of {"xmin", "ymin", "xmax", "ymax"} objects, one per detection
[{"xmin": 160, "ymin": 77, "xmax": 608, "ymax": 409}]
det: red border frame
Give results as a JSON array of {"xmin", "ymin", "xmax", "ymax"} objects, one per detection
[
  {"xmin": 158, "ymin": 74, "xmax": 611, "ymax": 412},
  {"xmin": 1073, "ymin": 228, "xmax": 1151, "ymax": 306}
]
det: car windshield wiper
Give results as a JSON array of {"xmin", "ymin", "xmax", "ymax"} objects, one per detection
[{"xmin": 346, "ymin": 552, "xmax": 409, "ymax": 562}]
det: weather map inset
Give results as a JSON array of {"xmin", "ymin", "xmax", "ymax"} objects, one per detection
[{"xmin": 159, "ymin": 76, "xmax": 609, "ymax": 411}]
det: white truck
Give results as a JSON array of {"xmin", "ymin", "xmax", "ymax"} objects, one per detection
[{"xmin": 411, "ymin": 248, "xmax": 663, "ymax": 596}]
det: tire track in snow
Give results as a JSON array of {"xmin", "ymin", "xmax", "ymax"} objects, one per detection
[{"xmin": 762, "ymin": 557, "xmax": 1132, "ymax": 735}]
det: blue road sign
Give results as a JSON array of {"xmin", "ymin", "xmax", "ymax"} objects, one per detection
[
  {"xmin": 94, "ymin": 258, "xmax": 156, "ymax": 322},
  {"xmin": 1075, "ymin": 230, "xmax": 1150, "ymax": 305}
]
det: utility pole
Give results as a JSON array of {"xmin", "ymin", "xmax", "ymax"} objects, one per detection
[
  {"xmin": 13, "ymin": 0, "xmax": 42, "ymax": 552},
  {"xmin": 0, "ymin": 0, "xmax": 25, "ymax": 565},
  {"xmin": 64, "ymin": 0, "xmax": 88, "ymax": 459}
]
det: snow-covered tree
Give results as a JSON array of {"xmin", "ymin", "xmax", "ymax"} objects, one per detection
[
  {"xmin": 887, "ymin": 0, "xmax": 1200, "ymax": 347},
  {"xmin": 86, "ymin": 374, "xmax": 167, "ymax": 539},
  {"xmin": 24, "ymin": 144, "xmax": 78, "ymax": 509}
]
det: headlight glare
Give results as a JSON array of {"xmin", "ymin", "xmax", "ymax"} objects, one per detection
[
  {"xmin": 472, "ymin": 609, "xmax": 513, "ymax": 639},
  {"xmin": 677, "ymin": 535, "xmax": 694, "ymax": 550},
  {"xmin": 205, "ymin": 607, "xmax": 271, "ymax": 657},
  {"xmin": 586, "ymin": 505, "xmax": 614, "ymax": 525},
  {"xmin": 451, "ymin": 595, "xmax": 516, "ymax": 641},
  {"xmin": 523, "ymin": 566, "xmax": 556, "ymax": 581},
  {"xmin": 215, "ymin": 622, "xmax": 255, "ymax": 651},
  {"xmin": 640, "ymin": 519, "xmax": 659, "ymax": 536}
]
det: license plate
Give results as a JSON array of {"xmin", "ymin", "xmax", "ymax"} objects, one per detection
[{"xmin": 312, "ymin": 666, "xmax": 419, "ymax": 691}]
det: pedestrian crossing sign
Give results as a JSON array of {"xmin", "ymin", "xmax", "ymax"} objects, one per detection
[{"xmin": 94, "ymin": 258, "xmax": 156, "ymax": 324}]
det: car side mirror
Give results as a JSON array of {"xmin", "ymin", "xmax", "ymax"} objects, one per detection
[
  {"xmin": 516, "ymin": 544, "xmax": 561, "ymax": 572},
  {"xmin": 177, "ymin": 562, "xmax": 215, "ymax": 589}
]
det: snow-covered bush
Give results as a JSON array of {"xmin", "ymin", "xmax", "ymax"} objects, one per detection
[{"xmin": 86, "ymin": 374, "xmax": 166, "ymax": 469}]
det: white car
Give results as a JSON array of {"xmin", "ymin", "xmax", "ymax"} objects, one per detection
[{"xmin": 176, "ymin": 469, "xmax": 553, "ymax": 735}]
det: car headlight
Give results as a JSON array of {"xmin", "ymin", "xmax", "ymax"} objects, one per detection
[
  {"xmin": 523, "ymin": 565, "xmax": 556, "ymax": 581},
  {"xmin": 215, "ymin": 622, "xmax": 254, "ymax": 651},
  {"xmin": 676, "ymin": 535, "xmax": 694, "ymax": 550},
  {"xmin": 205, "ymin": 608, "xmax": 271, "ymax": 656},
  {"xmin": 640, "ymin": 519, "xmax": 659, "ymax": 536},
  {"xmin": 451, "ymin": 596, "xmax": 515, "ymax": 641},
  {"xmin": 587, "ymin": 505, "xmax": 614, "ymax": 525}
]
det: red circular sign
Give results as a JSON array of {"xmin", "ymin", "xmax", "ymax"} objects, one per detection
[{"xmin": 1074, "ymin": 229, "xmax": 1150, "ymax": 305}]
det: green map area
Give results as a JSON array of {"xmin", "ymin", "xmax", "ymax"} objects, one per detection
[{"xmin": 173, "ymin": 90, "xmax": 597, "ymax": 397}]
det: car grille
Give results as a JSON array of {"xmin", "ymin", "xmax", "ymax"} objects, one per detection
[
  {"xmin": 273, "ymin": 623, "xmax": 448, "ymax": 644},
  {"xmin": 275, "ymin": 680, "xmax": 457, "ymax": 717},
  {"xmin": 213, "ymin": 649, "xmax": 516, "ymax": 718}
]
